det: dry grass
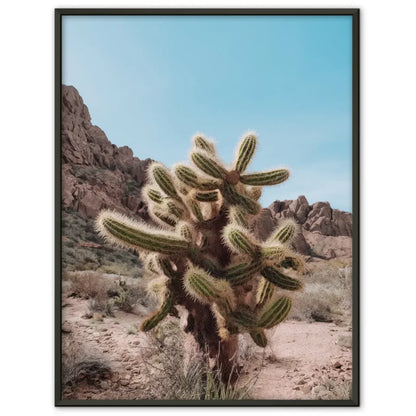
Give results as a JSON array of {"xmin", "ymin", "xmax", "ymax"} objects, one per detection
[
  {"xmin": 63, "ymin": 271, "xmax": 150, "ymax": 315},
  {"xmin": 62, "ymin": 208, "xmax": 143, "ymax": 276},
  {"xmin": 289, "ymin": 265, "xmax": 352, "ymax": 324},
  {"xmin": 311, "ymin": 376, "xmax": 352, "ymax": 400},
  {"xmin": 62, "ymin": 332, "xmax": 112, "ymax": 388},
  {"xmin": 139, "ymin": 319, "xmax": 260, "ymax": 400}
]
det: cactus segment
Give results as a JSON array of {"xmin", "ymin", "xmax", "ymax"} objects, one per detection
[
  {"xmin": 240, "ymin": 169, "xmax": 290, "ymax": 186},
  {"xmin": 261, "ymin": 266, "xmax": 303, "ymax": 291},
  {"xmin": 228, "ymin": 206, "xmax": 249, "ymax": 228},
  {"xmin": 256, "ymin": 278, "xmax": 275, "ymax": 305},
  {"xmin": 176, "ymin": 222, "xmax": 193, "ymax": 242},
  {"xmin": 184, "ymin": 266, "xmax": 236, "ymax": 312},
  {"xmin": 150, "ymin": 163, "xmax": 178, "ymax": 198},
  {"xmin": 223, "ymin": 224, "xmax": 259, "ymax": 256},
  {"xmin": 162, "ymin": 199, "xmax": 185, "ymax": 219},
  {"xmin": 261, "ymin": 245, "xmax": 286, "ymax": 262},
  {"xmin": 249, "ymin": 330, "xmax": 268, "ymax": 347},
  {"xmin": 225, "ymin": 261, "xmax": 262, "ymax": 286},
  {"xmin": 271, "ymin": 219, "xmax": 297, "ymax": 244},
  {"xmin": 152, "ymin": 210, "xmax": 178, "ymax": 227},
  {"xmin": 194, "ymin": 190, "xmax": 219, "ymax": 202},
  {"xmin": 258, "ymin": 296, "xmax": 292, "ymax": 328},
  {"xmin": 230, "ymin": 307, "xmax": 258, "ymax": 329},
  {"xmin": 141, "ymin": 290, "xmax": 174, "ymax": 332},
  {"xmin": 191, "ymin": 151, "xmax": 226, "ymax": 179},
  {"xmin": 143, "ymin": 186, "xmax": 163, "ymax": 204},
  {"xmin": 157, "ymin": 257, "xmax": 177, "ymax": 279},
  {"xmin": 189, "ymin": 200, "xmax": 204, "ymax": 222},
  {"xmin": 200, "ymin": 257, "xmax": 223, "ymax": 276},
  {"xmin": 96, "ymin": 211, "xmax": 188, "ymax": 254},
  {"xmin": 175, "ymin": 164, "xmax": 199, "ymax": 188},
  {"xmin": 193, "ymin": 134, "xmax": 216, "ymax": 155},
  {"xmin": 223, "ymin": 182, "xmax": 260, "ymax": 215},
  {"xmin": 235, "ymin": 133, "xmax": 257, "ymax": 173}
]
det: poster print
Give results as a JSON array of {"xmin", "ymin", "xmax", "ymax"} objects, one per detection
[{"xmin": 56, "ymin": 9, "xmax": 359, "ymax": 406}]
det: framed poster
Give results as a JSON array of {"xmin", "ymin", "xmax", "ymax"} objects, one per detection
[{"xmin": 55, "ymin": 8, "xmax": 359, "ymax": 406}]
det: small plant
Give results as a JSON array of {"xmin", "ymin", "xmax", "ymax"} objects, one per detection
[{"xmin": 96, "ymin": 132, "xmax": 304, "ymax": 382}]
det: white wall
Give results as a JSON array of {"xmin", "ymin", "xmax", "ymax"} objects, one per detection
[{"xmin": 1, "ymin": 0, "xmax": 415, "ymax": 414}]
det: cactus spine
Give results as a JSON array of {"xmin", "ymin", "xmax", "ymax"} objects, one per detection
[{"xmin": 96, "ymin": 131, "xmax": 303, "ymax": 383}]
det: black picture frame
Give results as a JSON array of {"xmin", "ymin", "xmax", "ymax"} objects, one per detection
[{"xmin": 55, "ymin": 8, "xmax": 360, "ymax": 407}]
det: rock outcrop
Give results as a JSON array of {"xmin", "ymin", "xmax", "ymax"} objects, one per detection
[
  {"xmin": 253, "ymin": 196, "xmax": 352, "ymax": 260},
  {"xmin": 61, "ymin": 85, "xmax": 151, "ymax": 219}
]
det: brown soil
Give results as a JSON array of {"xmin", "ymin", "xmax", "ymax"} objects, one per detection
[{"xmin": 61, "ymin": 296, "xmax": 352, "ymax": 401}]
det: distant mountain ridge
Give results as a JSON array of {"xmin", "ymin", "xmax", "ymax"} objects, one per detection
[{"xmin": 61, "ymin": 85, "xmax": 352, "ymax": 262}]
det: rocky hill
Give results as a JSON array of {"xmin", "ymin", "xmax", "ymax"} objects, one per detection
[
  {"xmin": 61, "ymin": 85, "xmax": 352, "ymax": 272},
  {"xmin": 62, "ymin": 85, "xmax": 151, "ymax": 220}
]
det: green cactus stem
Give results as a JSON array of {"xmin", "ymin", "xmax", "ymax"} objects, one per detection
[
  {"xmin": 240, "ymin": 168, "xmax": 290, "ymax": 186},
  {"xmin": 191, "ymin": 151, "xmax": 227, "ymax": 179},
  {"xmin": 150, "ymin": 163, "xmax": 179, "ymax": 198},
  {"xmin": 141, "ymin": 290, "xmax": 174, "ymax": 332},
  {"xmin": 223, "ymin": 224, "xmax": 260, "ymax": 256},
  {"xmin": 261, "ymin": 266, "xmax": 303, "ymax": 291},
  {"xmin": 249, "ymin": 330, "xmax": 268, "ymax": 347},
  {"xmin": 234, "ymin": 133, "xmax": 257, "ymax": 173},
  {"xmin": 193, "ymin": 134, "xmax": 216, "ymax": 155},
  {"xmin": 225, "ymin": 261, "xmax": 263, "ymax": 286},
  {"xmin": 270, "ymin": 219, "xmax": 298, "ymax": 244},
  {"xmin": 258, "ymin": 296, "xmax": 292, "ymax": 329},
  {"xmin": 256, "ymin": 278, "xmax": 275, "ymax": 305},
  {"xmin": 96, "ymin": 211, "xmax": 189, "ymax": 254},
  {"xmin": 184, "ymin": 266, "xmax": 236, "ymax": 313}
]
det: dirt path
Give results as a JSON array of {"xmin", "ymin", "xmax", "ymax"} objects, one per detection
[
  {"xmin": 245, "ymin": 321, "xmax": 352, "ymax": 399},
  {"xmin": 61, "ymin": 296, "xmax": 352, "ymax": 400}
]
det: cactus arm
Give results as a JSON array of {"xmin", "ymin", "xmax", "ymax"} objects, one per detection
[
  {"xmin": 194, "ymin": 190, "xmax": 219, "ymax": 202},
  {"xmin": 230, "ymin": 307, "xmax": 258, "ymax": 329},
  {"xmin": 261, "ymin": 266, "xmax": 303, "ymax": 291},
  {"xmin": 184, "ymin": 265, "xmax": 236, "ymax": 313},
  {"xmin": 191, "ymin": 150, "xmax": 227, "ymax": 179},
  {"xmin": 141, "ymin": 290, "xmax": 174, "ymax": 332},
  {"xmin": 258, "ymin": 296, "xmax": 292, "ymax": 328},
  {"xmin": 223, "ymin": 182, "xmax": 260, "ymax": 215},
  {"xmin": 222, "ymin": 224, "xmax": 260, "ymax": 256},
  {"xmin": 149, "ymin": 163, "xmax": 179, "ymax": 198},
  {"xmin": 240, "ymin": 168, "xmax": 290, "ymax": 186},
  {"xmin": 227, "ymin": 206, "xmax": 249, "ymax": 228},
  {"xmin": 249, "ymin": 330, "xmax": 268, "ymax": 347},
  {"xmin": 142, "ymin": 185, "xmax": 163, "ymax": 204},
  {"xmin": 256, "ymin": 278, "xmax": 275, "ymax": 305},
  {"xmin": 234, "ymin": 133, "xmax": 257, "ymax": 173},
  {"xmin": 269, "ymin": 219, "xmax": 298, "ymax": 244},
  {"xmin": 193, "ymin": 134, "xmax": 216, "ymax": 155},
  {"xmin": 96, "ymin": 211, "xmax": 189, "ymax": 254},
  {"xmin": 225, "ymin": 261, "xmax": 262, "ymax": 286}
]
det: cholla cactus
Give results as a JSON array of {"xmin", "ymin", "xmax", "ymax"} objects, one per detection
[{"xmin": 96, "ymin": 132, "xmax": 304, "ymax": 382}]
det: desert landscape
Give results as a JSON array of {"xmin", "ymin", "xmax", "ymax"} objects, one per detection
[{"xmin": 60, "ymin": 85, "xmax": 353, "ymax": 401}]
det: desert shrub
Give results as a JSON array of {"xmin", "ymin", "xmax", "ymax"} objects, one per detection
[
  {"xmin": 289, "ymin": 265, "xmax": 352, "ymax": 324},
  {"xmin": 62, "ymin": 332, "xmax": 112, "ymax": 388},
  {"xmin": 111, "ymin": 279, "xmax": 141, "ymax": 312},
  {"xmin": 140, "ymin": 319, "xmax": 259, "ymax": 400},
  {"xmin": 66, "ymin": 271, "xmax": 111, "ymax": 299},
  {"xmin": 311, "ymin": 376, "xmax": 352, "ymax": 400}
]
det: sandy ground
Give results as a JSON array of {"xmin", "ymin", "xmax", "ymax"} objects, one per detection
[{"xmin": 61, "ymin": 296, "xmax": 352, "ymax": 401}]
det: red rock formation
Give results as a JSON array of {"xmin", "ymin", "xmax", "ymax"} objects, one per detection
[{"xmin": 61, "ymin": 85, "xmax": 151, "ymax": 220}]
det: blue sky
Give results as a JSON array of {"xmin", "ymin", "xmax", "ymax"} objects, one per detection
[{"xmin": 62, "ymin": 15, "xmax": 352, "ymax": 212}]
